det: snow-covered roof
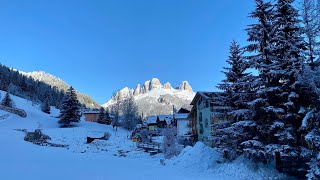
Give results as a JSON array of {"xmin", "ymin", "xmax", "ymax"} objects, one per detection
[
  {"xmin": 83, "ymin": 110, "xmax": 100, "ymax": 114},
  {"xmin": 147, "ymin": 116, "xmax": 157, "ymax": 124},
  {"xmin": 158, "ymin": 114, "xmax": 173, "ymax": 121},
  {"xmin": 175, "ymin": 113, "xmax": 189, "ymax": 120},
  {"xmin": 158, "ymin": 114, "xmax": 174, "ymax": 125},
  {"xmin": 190, "ymin": 92, "xmax": 223, "ymax": 105}
]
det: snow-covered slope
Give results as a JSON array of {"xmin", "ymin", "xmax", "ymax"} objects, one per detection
[
  {"xmin": 0, "ymin": 92, "xmax": 286, "ymax": 180},
  {"xmin": 21, "ymin": 71, "xmax": 100, "ymax": 108},
  {"xmin": 103, "ymin": 78, "xmax": 196, "ymax": 115},
  {"xmin": 0, "ymin": 91, "xmax": 201, "ymax": 180}
]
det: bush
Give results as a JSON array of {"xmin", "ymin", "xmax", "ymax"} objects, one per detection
[{"xmin": 102, "ymin": 132, "xmax": 111, "ymax": 141}]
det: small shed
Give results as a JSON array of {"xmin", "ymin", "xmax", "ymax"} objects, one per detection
[{"xmin": 83, "ymin": 110, "xmax": 100, "ymax": 122}]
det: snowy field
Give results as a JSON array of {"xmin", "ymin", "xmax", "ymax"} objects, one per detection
[{"xmin": 0, "ymin": 92, "xmax": 285, "ymax": 180}]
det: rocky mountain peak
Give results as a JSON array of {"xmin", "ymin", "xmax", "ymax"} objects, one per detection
[
  {"xmin": 103, "ymin": 78, "xmax": 195, "ymax": 116},
  {"xmin": 134, "ymin": 84, "xmax": 141, "ymax": 96},
  {"xmin": 163, "ymin": 82, "xmax": 172, "ymax": 89},
  {"xmin": 142, "ymin": 80, "xmax": 151, "ymax": 94},
  {"xmin": 107, "ymin": 78, "xmax": 194, "ymax": 102},
  {"xmin": 150, "ymin": 78, "xmax": 162, "ymax": 90},
  {"xmin": 179, "ymin": 81, "xmax": 193, "ymax": 92}
]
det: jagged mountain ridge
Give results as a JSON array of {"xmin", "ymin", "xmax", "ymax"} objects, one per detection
[
  {"xmin": 103, "ymin": 78, "xmax": 195, "ymax": 116},
  {"xmin": 21, "ymin": 71, "xmax": 100, "ymax": 109}
]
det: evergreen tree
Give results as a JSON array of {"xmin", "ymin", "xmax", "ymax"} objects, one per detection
[
  {"xmin": 58, "ymin": 87, "xmax": 81, "ymax": 127},
  {"xmin": 1, "ymin": 92, "xmax": 13, "ymax": 108},
  {"xmin": 161, "ymin": 126, "xmax": 182, "ymax": 159},
  {"xmin": 97, "ymin": 107, "xmax": 106, "ymax": 124},
  {"xmin": 111, "ymin": 91, "xmax": 122, "ymax": 126},
  {"xmin": 246, "ymin": 0, "xmax": 275, "ymax": 76},
  {"xmin": 217, "ymin": 40, "xmax": 254, "ymax": 121},
  {"xmin": 214, "ymin": 41, "xmax": 255, "ymax": 160},
  {"xmin": 41, "ymin": 95, "xmax": 51, "ymax": 114},
  {"xmin": 300, "ymin": 0, "xmax": 320, "ymax": 69},
  {"xmin": 243, "ymin": 0, "xmax": 311, "ymax": 177},
  {"xmin": 122, "ymin": 94, "xmax": 139, "ymax": 130}
]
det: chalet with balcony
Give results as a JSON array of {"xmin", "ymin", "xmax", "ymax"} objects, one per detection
[{"xmin": 189, "ymin": 92, "xmax": 227, "ymax": 147}]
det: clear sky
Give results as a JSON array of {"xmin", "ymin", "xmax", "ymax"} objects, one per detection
[{"xmin": 0, "ymin": 0, "xmax": 255, "ymax": 104}]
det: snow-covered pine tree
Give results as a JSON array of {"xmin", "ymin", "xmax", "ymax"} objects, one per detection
[
  {"xmin": 244, "ymin": 0, "xmax": 311, "ymax": 177},
  {"xmin": 317, "ymin": 0, "xmax": 320, "ymax": 36},
  {"xmin": 111, "ymin": 91, "xmax": 122, "ymax": 126},
  {"xmin": 217, "ymin": 40, "xmax": 254, "ymax": 121},
  {"xmin": 41, "ymin": 95, "xmax": 51, "ymax": 114},
  {"xmin": 298, "ymin": 65, "xmax": 320, "ymax": 179},
  {"xmin": 244, "ymin": 2, "xmax": 284, "ymax": 161},
  {"xmin": 97, "ymin": 107, "xmax": 106, "ymax": 124},
  {"xmin": 1, "ymin": 92, "xmax": 13, "ymax": 108},
  {"xmin": 58, "ymin": 86, "xmax": 81, "ymax": 127},
  {"xmin": 270, "ymin": 2, "xmax": 307, "ymax": 175},
  {"xmin": 246, "ymin": 0, "xmax": 275, "ymax": 82},
  {"xmin": 161, "ymin": 126, "xmax": 182, "ymax": 159},
  {"xmin": 122, "ymin": 93, "xmax": 139, "ymax": 130},
  {"xmin": 300, "ymin": 0, "xmax": 320, "ymax": 70},
  {"xmin": 105, "ymin": 108, "xmax": 110, "ymax": 121},
  {"xmin": 213, "ymin": 41, "xmax": 255, "ymax": 160}
]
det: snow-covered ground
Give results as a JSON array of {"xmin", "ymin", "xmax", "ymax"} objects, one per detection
[{"xmin": 0, "ymin": 92, "xmax": 285, "ymax": 180}]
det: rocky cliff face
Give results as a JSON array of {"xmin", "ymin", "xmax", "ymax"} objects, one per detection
[
  {"xmin": 103, "ymin": 78, "xmax": 195, "ymax": 116},
  {"xmin": 128, "ymin": 78, "xmax": 192, "ymax": 97},
  {"xmin": 163, "ymin": 82, "xmax": 172, "ymax": 90},
  {"xmin": 178, "ymin": 81, "xmax": 193, "ymax": 92}
]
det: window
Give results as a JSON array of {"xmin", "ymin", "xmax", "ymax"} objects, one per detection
[
  {"xmin": 198, "ymin": 97, "xmax": 202, "ymax": 106},
  {"xmin": 204, "ymin": 100, "xmax": 209, "ymax": 108},
  {"xmin": 200, "ymin": 124, "xmax": 204, "ymax": 134},
  {"xmin": 205, "ymin": 118, "xmax": 209, "ymax": 127},
  {"xmin": 199, "ymin": 112, "xmax": 203, "ymax": 122}
]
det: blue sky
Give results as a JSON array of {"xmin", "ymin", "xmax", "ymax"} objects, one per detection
[{"xmin": 0, "ymin": 0, "xmax": 255, "ymax": 104}]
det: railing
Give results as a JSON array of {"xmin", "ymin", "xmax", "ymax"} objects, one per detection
[
  {"xmin": 0, "ymin": 105, "xmax": 27, "ymax": 118},
  {"xmin": 137, "ymin": 142, "xmax": 162, "ymax": 152}
]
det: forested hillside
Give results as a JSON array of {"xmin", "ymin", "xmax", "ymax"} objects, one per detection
[{"xmin": 0, "ymin": 64, "xmax": 100, "ymax": 109}]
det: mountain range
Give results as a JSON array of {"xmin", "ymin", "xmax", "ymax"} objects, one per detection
[
  {"xmin": 21, "ymin": 71, "xmax": 100, "ymax": 109},
  {"xmin": 103, "ymin": 78, "xmax": 196, "ymax": 116}
]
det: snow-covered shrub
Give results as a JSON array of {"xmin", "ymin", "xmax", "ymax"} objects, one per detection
[
  {"xmin": 102, "ymin": 132, "xmax": 111, "ymax": 141},
  {"xmin": 161, "ymin": 126, "xmax": 182, "ymax": 159}
]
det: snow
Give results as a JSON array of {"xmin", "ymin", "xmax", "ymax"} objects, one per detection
[
  {"xmin": 175, "ymin": 113, "xmax": 189, "ymax": 119},
  {"xmin": 147, "ymin": 115, "xmax": 157, "ymax": 124},
  {"xmin": 103, "ymin": 83, "xmax": 196, "ymax": 108},
  {"xmin": 136, "ymin": 88, "xmax": 195, "ymax": 101},
  {"xmin": 0, "ymin": 91, "xmax": 286, "ymax": 180},
  {"xmin": 301, "ymin": 109, "xmax": 314, "ymax": 128},
  {"xmin": 166, "ymin": 142, "xmax": 286, "ymax": 180}
]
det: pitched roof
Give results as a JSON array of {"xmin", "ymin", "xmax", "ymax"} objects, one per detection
[
  {"xmin": 190, "ymin": 92, "xmax": 223, "ymax": 105},
  {"xmin": 175, "ymin": 113, "xmax": 189, "ymax": 120},
  {"xmin": 178, "ymin": 108, "xmax": 191, "ymax": 114},
  {"xmin": 147, "ymin": 116, "xmax": 157, "ymax": 124},
  {"xmin": 83, "ymin": 110, "xmax": 100, "ymax": 114},
  {"xmin": 158, "ymin": 115, "xmax": 174, "ymax": 125}
]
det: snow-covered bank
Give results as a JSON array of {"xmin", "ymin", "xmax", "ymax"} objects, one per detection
[{"xmin": 166, "ymin": 142, "xmax": 287, "ymax": 180}]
